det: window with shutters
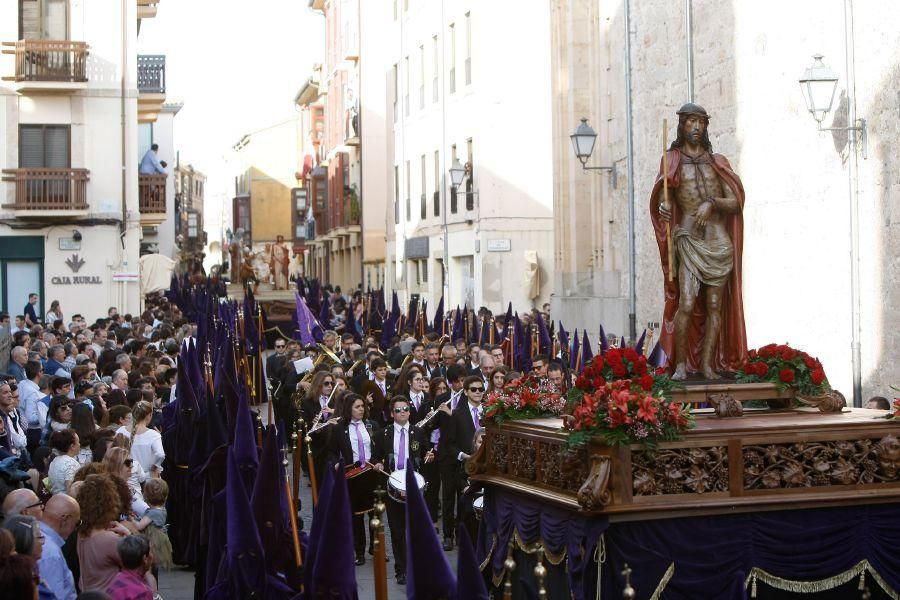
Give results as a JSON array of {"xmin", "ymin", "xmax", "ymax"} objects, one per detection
[
  {"xmin": 405, "ymin": 160, "xmax": 411, "ymax": 221},
  {"xmin": 19, "ymin": 0, "xmax": 68, "ymax": 40},
  {"xmin": 466, "ymin": 138, "xmax": 474, "ymax": 211},
  {"xmin": 433, "ymin": 150, "xmax": 440, "ymax": 217},
  {"xmin": 450, "ymin": 144, "xmax": 458, "ymax": 213},
  {"xmin": 420, "ymin": 154, "xmax": 426, "ymax": 219},
  {"xmin": 449, "ymin": 23, "xmax": 456, "ymax": 94},
  {"xmin": 19, "ymin": 125, "xmax": 70, "ymax": 168},
  {"xmin": 394, "ymin": 165, "xmax": 400, "ymax": 224}
]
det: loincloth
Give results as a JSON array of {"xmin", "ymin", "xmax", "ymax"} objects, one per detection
[{"xmin": 673, "ymin": 226, "xmax": 733, "ymax": 298}]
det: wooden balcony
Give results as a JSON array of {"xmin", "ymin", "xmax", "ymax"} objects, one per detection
[
  {"xmin": 139, "ymin": 173, "xmax": 167, "ymax": 224},
  {"xmin": 2, "ymin": 168, "xmax": 89, "ymax": 214},
  {"xmin": 137, "ymin": 0, "xmax": 160, "ymax": 19},
  {"xmin": 1, "ymin": 40, "xmax": 89, "ymax": 93}
]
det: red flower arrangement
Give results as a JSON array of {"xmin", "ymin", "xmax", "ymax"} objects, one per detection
[
  {"xmin": 564, "ymin": 378, "xmax": 692, "ymax": 450},
  {"xmin": 482, "ymin": 375, "xmax": 566, "ymax": 425},
  {"xmin": 737, "ymin": 343, "xmax": 830, "ymax": 397},
  {"xmin": 564, "ymin": 349, "xmax": 691, "ymax": 450}
]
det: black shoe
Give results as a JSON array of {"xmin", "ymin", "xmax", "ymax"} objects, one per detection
[
  {"xmin": 442, "ymin": 538, "xmax": 454, "ymax": 551},
  {"xmin": 355, "ymin": 555, "xmax": 365, "ymax": 566},
  {"xmin": 396, "ymin": 574, "xmax": 406, "ymax": 585},
  {"xmin": 367, "ymin": 547, "xmax": 375, "ymax": 556}
]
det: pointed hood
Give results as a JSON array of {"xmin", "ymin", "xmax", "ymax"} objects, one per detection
[
  {"xmin": 406, "ymin": 461, "xmax": 457, "ymax": 599},
  {"xmin": 232, "ymin": 376, "xmax": 259, "ymax": 493},
  {"xmin": 250, "ymin": 426, "xmax": 290, "ymax": 576},
  {"xmin": 635, "ymin": 329, "xmax": 647, "ymax": 355},
  {"xmin": 570, "ymin": 328, "xmax": 580, "ymax": 371},
  {"xmin": 536, "ymin": 313, "xmax": 552, "ymax": 355},
  {"xmin": 557, "ymin": 322, "xmax": 569, "ymax": 358},
  {"xmin": 648, "ymin": 341, "xmax": 667, "ymax": 368},
  {"xmin": 455, "ymin": 524, "xmax": 489, "ymax": 600},
  {"xmin": 598, "ymin": 323, "xmax": 610, "ymax": 353},
  {"xmin": 582, "ymin": 330, "xmax": 594, "ymax": 364},
  {"xmin": 220, "ymin": 447, "xmax": 266, "ymax": 594},
  {"xmin": 308, "ymin": 460, "xmax": 358, "ymax": 599},
  {"xmin": 431, "ymin": 296, "xmax": 445, "ymax": 335}
]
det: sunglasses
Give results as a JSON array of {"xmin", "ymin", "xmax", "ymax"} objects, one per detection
[
  {"xmin": 275, "ymin": 344, "xmax": 285, "ymax": 348},
  {"xmin": 393, "ymin": 406, "xmax": 410, "ymax": 413},
  {"xmin": 322, "ymin": 381, "xmax": 334, "ymax": 386},
  {"xmin": 124, "ymin": 459, "xmax": 134, "ymax": 467},
  {"xmin": 468, "ymin": 387, "xmax": 484, "ymax": 393}
]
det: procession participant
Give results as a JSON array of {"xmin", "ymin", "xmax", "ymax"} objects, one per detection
[
  {"xmin": 423, "ymin": 343, "xmax": 441, "ymax": 379},
  {"xmin": 434, "ymin": 364, "xmax": 467, "ymax": 550},
  {"xmin": 357, "ymin": 357, "xmax": 390, "ymax": 427},
  {"xmin": 440, "ymin": 344, "xmax": 458, "ymax": 374},
  {"xmin": 466, "ymin": 344, "xmax": 481, "ymax": 374},
  {"xmin": 349, "ymin": 350, "xmax": 380, "ymax": 391},
  {"xmin": 547, "ymin": 361, "xmax": 566, "ymax": 387},
  {"xmin": 471, "ymin": 354, "xmax": 495, "ymax": 389},
  {"xmin": 301, "ymin": 371, "xmax": 338, "ymax": 487},
  {"xmin": 372, "ymin": 395, "xmax": 434, "ymax": 585},
  {"xmin": 531, "ymin": 354, "xmax": 550, "ymax": 378},
  {"xmin": 339, "ymin": 333, "xmax": 356, "ymax": 366},
  {"xmin": 403, "ymin": 365, "xmax": 432, "ymax": 426},
  {"xmin": 442, "ymin": 375, "xmax": 486, "ymax": 528},
  {"xmin": 487, "ymin": 366, "xmax": 509, "ymax": 394},
  {"xmin": 266, "ymin": 338, "xmax": 288, "ymax": 386},
  {"xmin": 409, "ymin": 341, "xmax": 426, "ymax": 369},
  {"xmin": 328, "ymin": 393, "xmax": 377, "ymax": 565}
]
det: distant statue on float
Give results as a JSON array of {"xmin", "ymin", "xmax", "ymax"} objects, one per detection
[
  {"xmin": 270, "ymin": 234, "xmax": 290, "ymax": 290},
  {"xmin": 649, "ymin": 103, "xmax": 748, "ymax": 380}
]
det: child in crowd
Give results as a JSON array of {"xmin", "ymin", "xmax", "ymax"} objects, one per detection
[{"xmin": 136, "ymin": 477, "xmax": 173, "ymax": 569}]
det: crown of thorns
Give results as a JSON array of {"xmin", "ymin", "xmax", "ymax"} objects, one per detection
[{"xmin": 676, "ymin": 103, "xmax": 710, "ymax": 120}]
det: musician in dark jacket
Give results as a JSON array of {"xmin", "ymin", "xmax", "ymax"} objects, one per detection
[
  {"xmin": 302, "ymin": 371, "xmax": 338, "ymax": 490},
  {"xmin": 434, "ymin": 364, "xmax": 468, "ymax": 550},
  {"xmin": 372, "ymin": 395, "xmax": 434, "ymax": 585},
  {"xmin": 329, "ymin": 392, "xmax": 378, "ymax": 565},
  {"xmin": 356, "ymin": 357, "xmax": 391, "ymax": 427}
]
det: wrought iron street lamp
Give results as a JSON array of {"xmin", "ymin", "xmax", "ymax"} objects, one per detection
[
  {"xmin": 798, "ymin": 54, "xmax": 867, "ymax": 157},
  {"xmin": 449, "ymin": 158, "xmax": 466, "ymax": 189},
  {"xmin": 569, "ymin": 118, "xmax": 617, "ymax": 187}
]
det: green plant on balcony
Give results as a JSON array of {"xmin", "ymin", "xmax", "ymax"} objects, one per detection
[{"xmin": 346, "ymin": 185, "xmax": 360, "ymax": 223}]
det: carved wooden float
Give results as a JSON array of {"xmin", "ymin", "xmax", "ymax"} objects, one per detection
[{"xmin": 467, "ymin": 405, "xmax": 900, "ymax": 521}]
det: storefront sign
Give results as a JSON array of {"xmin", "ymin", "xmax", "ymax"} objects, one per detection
[
  {"xmin": 405, "ymin": 236, "xmax": 429, "ymax": 259},
  {"xmin": 50, "ymin": 275, "xmax": 102, "ymax": 285},
  {"xmin": 112, "ymin": 272, "xmax": 139, "ymax": 282}
]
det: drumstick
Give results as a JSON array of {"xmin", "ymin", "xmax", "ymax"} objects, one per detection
[{"xmin": 662, "ymin": 119, "xmax": 674, "ymax": 282}]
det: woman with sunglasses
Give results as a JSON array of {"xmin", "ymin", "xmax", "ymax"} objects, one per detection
[
  {"xmin": 47, "ymin": 429, "xmax": 81, "ymax": 495},
  {"xmin": 329, "ymin": 392, "xmax": 378, "ymax": 565},
  {"xmin": 300, "ymin": 371, "xmax": 338, "ymax": 487},
  {"xmin": 41, "ymin": 395, "xmax": 73, "ymax": 445},
  {"xmin": 103, "ymin": 445, "xmax": 149, "ymax": 518}
]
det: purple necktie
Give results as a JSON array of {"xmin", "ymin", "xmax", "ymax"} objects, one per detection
[
  {"xmin": 398, "ymin": 428, "xmax": 406, "ymax": 468},
  {"xmin": 471, "ymin": 406, "xmax": 480, "ymax": 429},
  {"xmin": 353, "ymin": 422, "xmax": 366, "ymax": 463}
]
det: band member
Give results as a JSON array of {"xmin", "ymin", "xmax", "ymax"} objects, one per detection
[
  {"xmin": 547, "ymin": 361, "xmax": 567, "ymax": 391},
  {"xmin": 435, "ymin": 364, "xmax": 467, "ymax": 550},
  {"xmin": 531, "ymin": 354, "xmax": 549, "ymax": 378},
  {"xmin": 403, "ymin": 365, "xmax": 432, "ymax": 425},
  {"xmin": 466, "ymin": 344, "xmax": 481, "ymax": 374},
  {"xmin": 358, "ymin": 357, "xmax": 390, "ymax": 426},
  {"xmin": 301, "ymin": 371, "xmax": 337, "ymax": 488},
  {"xmin": 409, "ymin": 341, "xmax": 426, "ymax": 368},
  {"xmin": 373, "ymin": 396, "xmax": 434, "ymax": 585},
  {"xmin": 442, "ymin": 375, "xmax": 486, "ymax": 535},
  {"xmin": 329, "ymin": 393, "xmax": 377, "ymax": 565},
  {"xmin": 423, "ymin": 343, "xmax": 441, "ymax": 379}
]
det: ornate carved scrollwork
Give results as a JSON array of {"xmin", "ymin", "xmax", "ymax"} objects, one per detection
[
  {"xmin": 632, "ymin": 446, "xmax": 729, "ymax": 496},
  {"xmin": 795, "ymin": 390, "xmax": 847, "ymax": 413},
  {"xmin": 509, "ymin": 437, "xmax": 536, "ymax": 481},
  {"xmin": 708, "ymin": 393, "xmax": 743, "ymax": 418},
  {"xmin": 487, "ymin": 432, "xmax": 510, "ymax": 475},
  {"xmin": 577, "ymin": 455, "xmax": 612, "ymax": 510},
  {"xmin": 537, "ymin": 442, "xmax": 563, "ymax": 488},
  {"xmin": 743, "ymin": 436, "xmax": 900, "ymax": 490}
]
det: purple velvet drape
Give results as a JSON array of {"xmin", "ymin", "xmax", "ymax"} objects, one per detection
[{"xmin": 478, "ymin": 487, "xmax": 900, "ymax": 600}]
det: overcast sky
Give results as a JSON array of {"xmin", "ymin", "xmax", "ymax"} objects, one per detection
[{"xmin": 137, "ymin": 0, "xmax": 324, "ymax": 234}]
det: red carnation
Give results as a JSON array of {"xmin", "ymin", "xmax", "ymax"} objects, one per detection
[
  {"xmin": 781, "ymin": 348, "xmax": 798, "ymax": 361},
  {"xmin": 810, "ymin": 368, "xmax": 826, "ymax": 386},
  {"xmin": 633, "ymin": 358, "xmax": 648, "ymax": 376},
  {"xmin": 778, "ymin": 368, "xmax": 795, "ymax": 384},
  {"xmin": 612, "ymin": 364, "xmax": 628, "ymax": 378},
  {"xmin": 749, "ymin": 349, "xmax": 758, "ymax": 359},
  {"xmin": 639, "ymin": 374, "xmax": 654, "ymax": 391},
  {"xmin": 655, "ymin": 367, "xmax": 667, "ymax": 376},
  {"xmin": 624, "ymin": 348, "xmax": 639, "ymax": 362},
  {"xmin": 592, "ymin": 355, "xmax": 604, "ymax": 370},
  {"xmin": 583, "ymin": 366, "xmax": 594, "ymax": 378},
  {"xmin": 755, "ymin": 362, "xmax": 769, "ymax": 377},
  {"xmin": 575, "ymin": 376, "xmax": 589, "ymax": 389},
  {"xmin": 606, "ymin": 348, "xmax": 622, "ymax": 364},
  {"xmin": 803, "ymin": 356, "xmax": 817, "ymax": 369}
]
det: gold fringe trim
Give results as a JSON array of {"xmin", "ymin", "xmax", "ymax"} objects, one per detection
[
  {"xmin": 480, "ymin": 533, "xmax": 498, "ymax": 573},
  {"xmin": 648, "ymin": 563, "xmax": 675, "ymax": 600},
  {"xmin": 743, "ymin": 560, "xmax": 899, "ymax": 599}
]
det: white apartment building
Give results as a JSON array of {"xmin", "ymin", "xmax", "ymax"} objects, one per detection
[
  {"xmin": 368, "ymin": 1, "xmax": 554, "ymax": 315},
  {"xmin": 0, "ymin": 0, "xmax": 168, "ymax": 322}
]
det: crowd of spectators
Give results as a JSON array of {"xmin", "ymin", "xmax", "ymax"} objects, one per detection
[{"xmin": 0, "ymin": 297, "xmax": 185, "ymax": 599}]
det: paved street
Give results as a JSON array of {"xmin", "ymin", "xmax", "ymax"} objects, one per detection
[{"xmin": 157, "ymin": 455, "xmax": 460, "ymax": 599}]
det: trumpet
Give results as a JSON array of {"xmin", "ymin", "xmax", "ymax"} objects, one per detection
[
  {"xmin": 347, "ymin": 358, "xmax": 366, "ymax": 376},
  {"xmin": 300, "ymin": 344, "xmax": 343, "ymax": 383},
  {"xmin": 415, "ymin": 398, "xmax": 452, "ymax": 429}
]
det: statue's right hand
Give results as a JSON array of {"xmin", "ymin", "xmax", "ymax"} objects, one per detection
[{"xmin": 658, "ymin": 202, "xmax": 672, "ymax": 222}]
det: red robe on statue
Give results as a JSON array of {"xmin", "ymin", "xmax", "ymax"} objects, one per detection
[{"xmin": 649, "ymin": 149, "xmax": 748, "ymax": 373}]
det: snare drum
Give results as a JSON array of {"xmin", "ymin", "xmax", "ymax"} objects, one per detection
[
  {"xmin": 473, "ymin": 495, "xmax": 484, "ymax": 520},
  {"xmin": 386, "ymin": 469, "xmax": 426, "ymax": 503}
]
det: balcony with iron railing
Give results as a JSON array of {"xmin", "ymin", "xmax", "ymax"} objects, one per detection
[
  {"xmin": 1, "ymin": 40, "xmax": 89, "ymax": 92},
  {"xmin": 2, "ymin": 168, "xmax": 89, "ymax": 214},
  {"xmin": 137, "ymin": 55, "xmax": 166, "ymax": 123},
  {"xmin": 139, "ymin": 174, "xmax": 167, "ymax": 224}
]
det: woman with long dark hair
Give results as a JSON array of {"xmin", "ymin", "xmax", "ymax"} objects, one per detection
[
  {"xmin": 41, "ymin": 396, "xmax": 72, "ymax": 445},
  {"xmin": 70, "ymin": 403, "xmax": 97, "ymax": 465},
  {"xmin": 329, "ymin": 392, "xmax": 378, "ymax": 565}
]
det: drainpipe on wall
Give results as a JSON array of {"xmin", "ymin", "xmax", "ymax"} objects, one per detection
[
  {"xmin": 685, "ymin": 0, "xmax": 694, "ymax": 102},
  {"xmin": 120, "ymin": 0, "xmax": 128, "ymax": 314},
  {"xmin": 624, "ymin": 0, "xmax": 637, "ymax": 343},
  {"xmin": 843, "ymin": 0, "xmax": 862, "ymax": 407}
]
